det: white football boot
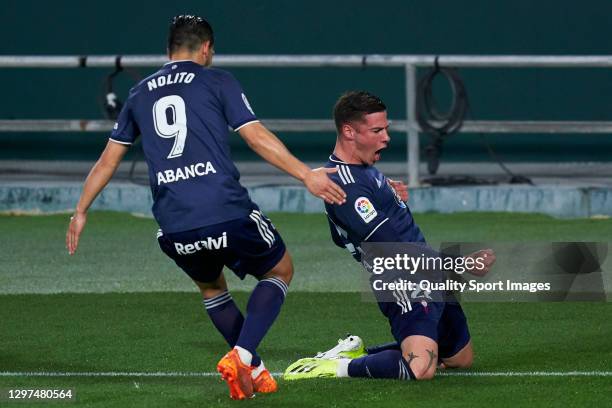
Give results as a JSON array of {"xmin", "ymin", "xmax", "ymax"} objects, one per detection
[{"xmin": 315, "ymin": 335, "xmax": 367, "ymax": 360}]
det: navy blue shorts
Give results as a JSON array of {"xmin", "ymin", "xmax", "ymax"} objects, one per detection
[
  {"xmin": 156, "ymin": 208, "xmax": 286, "ymax": 283},
  {"xmin": 378, "ymin": 298, "xmax": 471, "ymax": 360}
]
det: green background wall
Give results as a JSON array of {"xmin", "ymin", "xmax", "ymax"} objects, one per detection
[{"xmin": 2, "ymin": 0, "xmax": 612, "ymax": 162}]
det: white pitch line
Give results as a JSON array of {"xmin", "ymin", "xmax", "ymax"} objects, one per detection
[
  {"xmin": 1, "ymin": 371, "xmax": 611, "ymax": 378},
  {"xmin": 437, "ymin": 371, "xmax": 612, "ymax": 377},
  {"xmin": 0, "ymin": 372, "xmax": 221, "ymax": 377}
]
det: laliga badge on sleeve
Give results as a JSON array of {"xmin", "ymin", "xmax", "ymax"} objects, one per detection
[{"xmin": 354, "ymin": 197, "xmax": 378, "ymax": 223}]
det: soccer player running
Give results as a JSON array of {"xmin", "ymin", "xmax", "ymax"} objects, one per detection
[
  {"xmin": 285, "ymin": 91, "xmax": 495, "ymax": 381},
  {"xmin": 65, "ymin": 15, "xmax": 346, "ymax": 400}
]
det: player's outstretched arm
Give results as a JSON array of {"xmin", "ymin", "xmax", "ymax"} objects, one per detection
[
  {"xmin": 66, "ymin": 141, "xmax": 129, "ymax": 255},
  {"xmin": 239, "ymin": 122, "xmax": 346, "ymax": 205}
]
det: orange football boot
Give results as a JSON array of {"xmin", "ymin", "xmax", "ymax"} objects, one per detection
[
  {"xmin": 252, "ymin": 368, "xmax": 277, "ymax": 394},
  {"xmin": 216, "ymin": 349, "xmax": 254, "ymax": 400}
]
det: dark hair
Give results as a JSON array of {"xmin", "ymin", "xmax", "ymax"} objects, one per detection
[
  {"xmin": 333, "ymin": 91, "xmax": 386, "ymax": 133},
  {"xmin": 168, "ymin": 15, "xmax": 214, "ymax": 55}
]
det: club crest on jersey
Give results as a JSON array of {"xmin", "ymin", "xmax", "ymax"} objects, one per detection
[{"xmin": 354, "ymin": 197, "xmax": 378, "ymax": 223}]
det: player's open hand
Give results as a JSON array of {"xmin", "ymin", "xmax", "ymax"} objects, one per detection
[
  {"xmin": 465, "ymin": 248, "xmax": 496, "ymax": 277},
  {"xmin": 388, "ymin": 179, "xmax": 408, "ymax": 202},
  {"xmin": 304, "ymin": 167, "xmax": 347, "ymax": 205},
  {"xmin": 66, "ymin": 212, "xmax": 87, "ymax": 255}
]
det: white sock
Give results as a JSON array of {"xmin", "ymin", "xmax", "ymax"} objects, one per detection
[
  {"xmin": 234, "ymin": 346, "xmax": 252, "ymax": 366},
  {"xmin": 336, "ymin": 358, "xmax": 351, "ymax": 378},
  {"xmin": 251, "ymin": 361, "xmax": 266, "ymax": 379}
]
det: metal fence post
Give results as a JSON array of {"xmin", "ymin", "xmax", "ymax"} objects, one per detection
[{"xmin": 405, "ymin": 63, "xmax": 420, "ymax": 187}]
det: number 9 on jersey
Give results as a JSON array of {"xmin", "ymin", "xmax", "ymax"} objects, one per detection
[{"xmin": 153, "ymin": 95, "xmax": 188, "ymax": 159}]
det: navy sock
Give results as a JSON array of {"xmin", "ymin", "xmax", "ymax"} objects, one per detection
[
  {"xmin": 365, "ymin": 341, "xmax": 401, "ymax": 355},
  {"xmin": 203, "ymin": 291, "xmax": 261, "ymax": 366},
  {"xmin": 348, "ymin": 350, "xmax": 415, "ymax": 380},
  {"xmin": 236, "ymin": 277, "xmax": 287, "ymax": 358}
]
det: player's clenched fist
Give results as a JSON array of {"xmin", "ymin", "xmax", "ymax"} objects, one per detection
[
  {"xmin": 388, "ymin": 179, "xmax": 409, "ymax": 202},
  {"xmin": 465, "ymin": 249, "xmax": 496, "ymax": 277}
]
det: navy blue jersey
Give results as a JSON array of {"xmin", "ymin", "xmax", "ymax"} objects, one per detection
[
  {"xmin": 110, "ymin": 60, "xmax": 258, "ymax": 233},
  {"xmin": 324, "ymin": 154, "xmax": 425, "ymax": 260}
]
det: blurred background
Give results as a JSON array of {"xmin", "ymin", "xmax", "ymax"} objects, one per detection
[{"xmin": 1, "ymin": 0, "xmax": 612, "ymax": 217}]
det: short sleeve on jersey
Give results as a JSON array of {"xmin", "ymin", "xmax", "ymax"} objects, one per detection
[
  {"xmin": 329, "ymin": 181, "xmax": 390, "ymax": 242},
  {"xmin": 109, "ymin": 96, "xmax": 140, "ymax": 145},
  {"xmin": 218, "ymin": 71, "xmax": 258, "ymax": 131}
]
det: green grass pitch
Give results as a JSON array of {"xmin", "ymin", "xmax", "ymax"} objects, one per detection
[{"xmin": 1, "ymin": 212, "xmax": 611, "ymax": 407}]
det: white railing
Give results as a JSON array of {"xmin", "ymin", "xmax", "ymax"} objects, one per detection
[{"xmin": 2, "ymin": 54, "xmax": 612, "ymax": 186}]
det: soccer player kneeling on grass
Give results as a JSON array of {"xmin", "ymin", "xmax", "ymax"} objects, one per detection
[
  {"xmin": 284, "ymin": 91, "xmax": 496, "ymax": 381},
  {"xmin": 65, "ymin": 15, "xmax": 346, "ymax": 399}
]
